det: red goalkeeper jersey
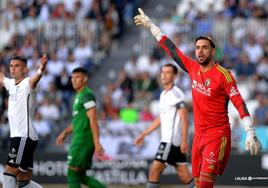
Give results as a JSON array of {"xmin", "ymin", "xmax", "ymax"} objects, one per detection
[{"xmin": 159, "ymin": 36, "xmax": 250, "ymax": 135}]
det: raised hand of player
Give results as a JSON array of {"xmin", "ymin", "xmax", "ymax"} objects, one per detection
[
  {"xmin": 134, "ymin": 8, "xmax": 153, "ymax": 29},
  {"xmin": 245, "ymin": 131, "xmax": 262, "ymax": 155},
  {"xmin": 134, "ymin": 134, "xmax": 145, "ymax": 146},
  {"xmin": 39, "ymin": 54, "xmax": 48, "ymax": 72}
]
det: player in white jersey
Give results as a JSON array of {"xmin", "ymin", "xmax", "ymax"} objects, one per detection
[
  {"xmin": 0, "ymin": 55, "xmax": 48, "ymax": 188},
  {"xmin": 135, "ymin": 64, "xmax": 194, "ymax": 188}
]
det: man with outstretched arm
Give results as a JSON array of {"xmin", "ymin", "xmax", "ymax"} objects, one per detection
[
  {"xmin": 134, "ymin": 8, "xmax": 261, "ymax": 188},
  {"xmin": 0, "ymin": 55, "xmax": 48, "ymax": 188}
]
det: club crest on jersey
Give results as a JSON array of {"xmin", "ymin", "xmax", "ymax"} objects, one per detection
[{"xmin": 204, "ymin": 78, "xmax": 211, "ymax": 87}]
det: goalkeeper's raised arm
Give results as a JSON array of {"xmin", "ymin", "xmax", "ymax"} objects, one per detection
[{"xmin": 134, "ymin": 8, "xmax": 193, "ymax": 73}]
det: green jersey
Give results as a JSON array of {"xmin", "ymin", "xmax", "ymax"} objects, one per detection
[{"xmin": 71, "ymin": 87, "xmax": 96, "ymax": 146}]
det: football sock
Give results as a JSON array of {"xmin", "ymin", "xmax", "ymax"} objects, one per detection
[
  {"xmin": 80, "ymin": 174, "xmax": 106, "ymax": 188},
  {"xmin": 186, "ymin": 178, "xmax": 195, "ymax": 188},
  {"xmin": 3, "ymin": 172, "xmax": 16, "ymax": 188},
  {"xmin": 146, "ymin": 182, "xmax": 160, "ymax": 188},
  {"xmin": 67, "ymin": 169, "xmax": 81, "ymax": 188},
  {"xmin": 17, "ymin": 180, "xmax": 43, "ymax": 188}
]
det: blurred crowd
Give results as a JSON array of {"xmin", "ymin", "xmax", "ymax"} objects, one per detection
[
  {"xmin": 0, "ymin": 0, "xmax": 141, "ymax": 150},
  {"xmin": 0, "ymin": 0, "xmax": 268, "ymax": 152}
]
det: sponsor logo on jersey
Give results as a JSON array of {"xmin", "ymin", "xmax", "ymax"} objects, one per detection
[
  {"xmin": 192, "ymin": 80, "xmax": 211, "ymax": 96},
  {"xmin": 229, "ymin": 86, "xmax": 239, "ymax": 97}
]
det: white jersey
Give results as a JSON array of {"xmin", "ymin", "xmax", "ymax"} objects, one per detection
[
  {"xmin": 159, "ymin": 86, "xmax": 186, "ymax": 146},
  {"xmin": 3, "ymin": 77, "xmax": 38, "ymax": 140}
]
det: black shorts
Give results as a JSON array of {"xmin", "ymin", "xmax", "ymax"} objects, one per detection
[
  {"xmin": 154, "ymin": 142, "xmax": 187, "ymax": 166},
  {"xmin": 6, "ymin": 137, "xmax": 38, "ymax": 171}
]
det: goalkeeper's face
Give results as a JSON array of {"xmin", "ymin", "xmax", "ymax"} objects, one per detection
[{"xmin": 195, "ymin": 39, "xmax": 215, "ymax": 66}]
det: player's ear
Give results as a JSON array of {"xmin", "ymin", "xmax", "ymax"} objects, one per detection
[
  {"xmin": 23, "ymin": 67, "xmax": 29, "ymax": 75},
  {"xmin": 83, "ymin": 75, "xmax": 88, "ymax": 84},
  {"xmin": 212, "ymin": 47, "xmax": 216, "ymax": 56}
]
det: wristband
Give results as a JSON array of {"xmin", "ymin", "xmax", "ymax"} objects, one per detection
[
  {"xmin": 242, "ymin": 116, "xmax": 255, "ymax": 133},
  {"xmin": 150, "ymin": 23, "xmax": 164, "ymax": 41}
]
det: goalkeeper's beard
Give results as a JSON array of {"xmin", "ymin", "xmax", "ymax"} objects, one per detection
[{"xmin": 197, "ymin": 56, "xmax": 212, "ymax": 66}]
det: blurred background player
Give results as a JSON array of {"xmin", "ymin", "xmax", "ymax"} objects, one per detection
[
  {"xmin": 134, "ymin": 8, "xmax": 262, "ymax": 188},
  {"xmin": 56, "ymin": 67, "xmax": 106, "ymax": 188},
  {"xmin": 135, "ymin": 64, "xmax": 194, "ymax": 188},
  {"xmin": 0, "ymin": 55, "xmax": 48, "ymax": 188}
]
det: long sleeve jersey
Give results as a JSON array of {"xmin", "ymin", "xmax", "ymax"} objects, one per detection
[{"xmin": 159, "ymin": 36, "xmax": 250, "ymax": 135}]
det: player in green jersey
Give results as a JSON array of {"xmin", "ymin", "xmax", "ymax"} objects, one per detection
[{"xmin": 56, "ymin": 67, "xmax": 106, "ymax": 188}]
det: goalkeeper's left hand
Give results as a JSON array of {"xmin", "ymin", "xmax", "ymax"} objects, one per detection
[{"xmin": 245, "ymin": 129, "xmax": 262, "ymax": 155}]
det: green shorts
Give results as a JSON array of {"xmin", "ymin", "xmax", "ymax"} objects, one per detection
[{"xmin": 67, "ymin": 143, "xmax": 94, "ymax": 169}]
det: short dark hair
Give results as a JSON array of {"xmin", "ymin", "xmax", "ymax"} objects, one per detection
[
  {"xmin": 162, "ymin": 64, "xmax": 178, "ymax": 74},
  {"xmin": 72, "ymin": 67, "xmax": 88, "ymax": 75},
  {"xmin": 195, "ymin": 36, "xmax": 216, "ymax": 48},
  {"xmin": 11, "ymin": 56, "xmax": 27, "ymax": 65}
]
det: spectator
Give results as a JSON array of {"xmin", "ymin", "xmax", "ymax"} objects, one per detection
[
  {"xmin": 100, "ymin": 94, "xmax": 119, "ymax": 121},
  {"xmin": 33, "ymin": 112, "xmax": 51, "ymax": 150},
  {"xmin": 116, "ymin": 69, "xmax": 134, "ymax": 103},
  {"xmin": 73, "ymin": 38, "xmax": 93, "ymax": 68},
  {"xmin": 0, "ymin": 116, "xmax": 9, "ymax": 149},
  {"xmin": 256, "ymin": 55, "xmax": 268, "ymax": 80},
  {"xmin": 65, "ymin": 51, "xmax": 82, "ymax": 75},
  {"xmin": 124, "ymin": 53, "xmax": 139, "ymax": 79},
  {"xmin": 38, "ymin": 97, "xmax": 61, "ymax": 131},
  {"xmin": 56, "ymin": 38, "xmax": 69, "ymax": 61},
  {"xmin": 38, "ymin": 0, "xmax": 50, "ymax": 21},
  {"xmin": 46, "ymin": 51, "xmax": 64, "ymax": 77},
  {"xmin": 253, "ymin": 94, "xmax": 268, "ymax": 125},
  {"xmin": 234, "ymin": 52, "xmax": 255, "ymax": 81},
  {"xmin": 243, "ymin": 35, "xmax": 263, "ymax": 64}
]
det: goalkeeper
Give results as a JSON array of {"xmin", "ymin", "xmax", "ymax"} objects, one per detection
[{"xmin": 134, "ymin": 8, "xmax": 261, "ymax": 188}]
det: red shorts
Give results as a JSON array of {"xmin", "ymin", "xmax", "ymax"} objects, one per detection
[{"xmin": 191, "ymin": 129, "xmax": 231, "ymax": 177}]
